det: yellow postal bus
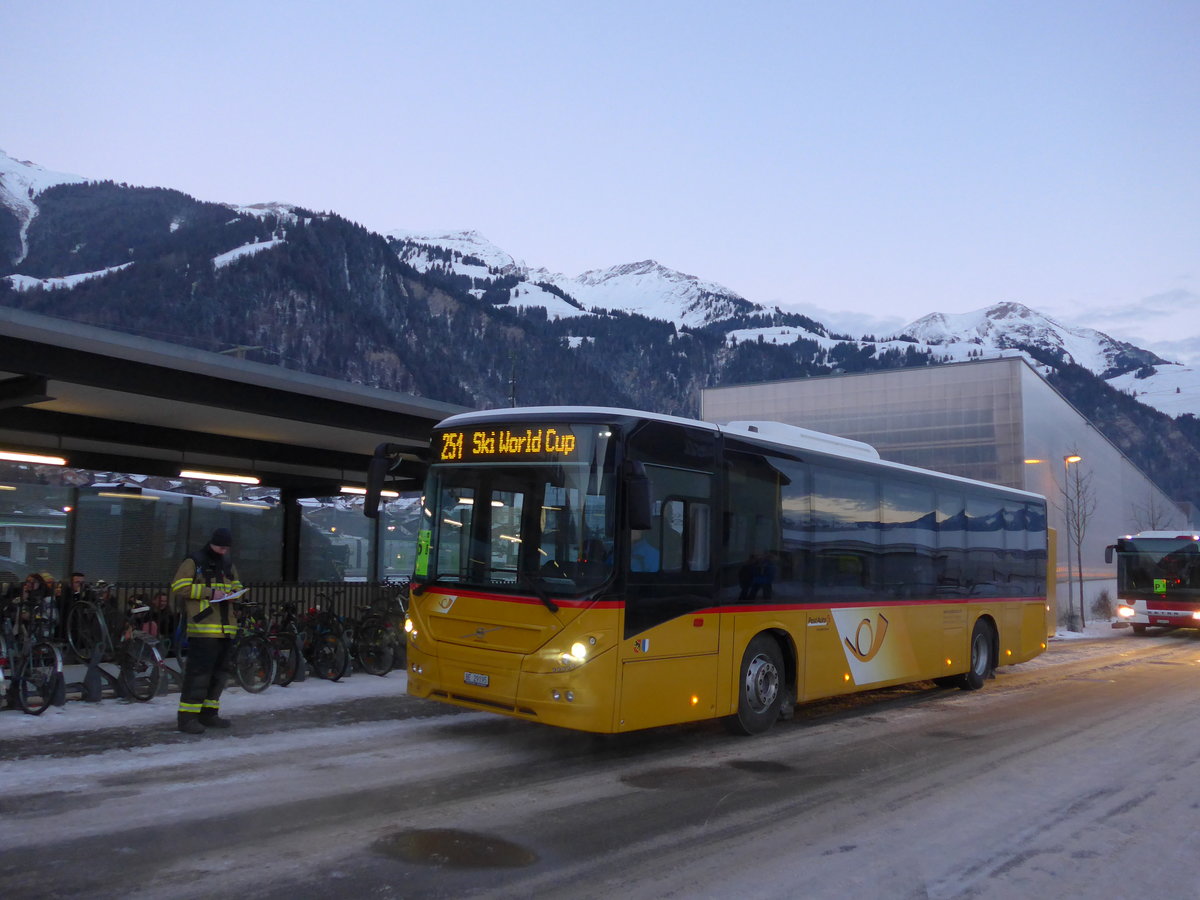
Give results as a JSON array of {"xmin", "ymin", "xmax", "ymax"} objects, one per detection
[{"xmin": 367, "ymin": 407, "xmax": 1048, "ymax": 735}]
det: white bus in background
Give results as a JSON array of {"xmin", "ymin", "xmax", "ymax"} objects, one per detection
[{"xmin": 1108, "ymin": 531, "xmax": 1200, "ymax": 634}]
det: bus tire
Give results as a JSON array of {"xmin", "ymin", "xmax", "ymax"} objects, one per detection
[
  {"xmin": 725, "ymin": 634, "xmax": 785, "ymax": 736},
  {"xmin": 960, "ymin": 619, "xmax": 995, "ymax": 691}
]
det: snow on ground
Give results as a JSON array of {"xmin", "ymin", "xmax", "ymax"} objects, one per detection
[
  {"xmin": 1050, "ymin": 618, "xmax": 1129, "ymax": 640},
  {"xmin": 0, "ymin": 667, "xmax": 410, "ymax": 738},
  {"xmin": 2, "ymin": 619, "xmax": 1124, "ymax": 739}
]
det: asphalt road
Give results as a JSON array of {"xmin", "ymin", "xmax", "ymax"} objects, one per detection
[{"xmin": 3, "ymin": 629, "xmax": 1199, "ymax": 899}]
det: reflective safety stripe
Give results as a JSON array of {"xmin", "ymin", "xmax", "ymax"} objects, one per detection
[
  {"xmin": 202, "ymin": 700, "xmax": 220, "ymax": 710},
  {"xmin": 187, "ymin": 622, "xmax": 238, "ymax": 636},
  {"xmin": 178, "ymin": 701, "xmax": 203, "ymax": 713}
]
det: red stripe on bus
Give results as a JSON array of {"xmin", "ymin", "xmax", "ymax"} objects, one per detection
[{"xmin": 416, "ymin": 586, "xmax": 1043, "ymax": 613}]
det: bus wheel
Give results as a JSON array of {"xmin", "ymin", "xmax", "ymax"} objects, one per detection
[
  {"xmin": 960, "ymin": 620, "xmax": 995, "ymax": 691},
  {"xmin": 725, "ymin": 634, "xmax": 785, "ymax": 736},
  {"xmin": 1130, "ymin": 624, "xmax": 1147, "ymax": 635}
]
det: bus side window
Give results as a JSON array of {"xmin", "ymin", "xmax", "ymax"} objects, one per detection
[
  {"xmin": 633, "ymin": 465, "xmax": 714, "ymax": 577},
  {"xmin": 657, "ymin": 498, "xmax": 711, "ymax": 573}
]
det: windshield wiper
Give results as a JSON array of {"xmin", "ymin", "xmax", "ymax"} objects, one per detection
[{"xmin": 518, "ymin": 572, "xmax": 559, "ymax": 613}]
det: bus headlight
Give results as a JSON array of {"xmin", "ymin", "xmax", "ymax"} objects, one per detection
[
  {"xmin": 1192, "ymin": 611, "xmax": 1200, "ymax": 622},
  {"xmin": 1117, "ymin": 605, "xmax": 1136, "ymax": 618},
  {"xmin": 560, "ymin": 636, "xmax": 598, "ymax": 665}
]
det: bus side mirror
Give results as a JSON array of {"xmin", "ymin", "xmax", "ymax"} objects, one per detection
[
  {"xmin": 364, "ymin": 442, "xmax": 408, "ymax": 519},
  {"xmin": 624, "ymin": 460, "xmax": 653, "ymax": 531},
  {"xmin": 1104, "ymin": 544, "xmax": 1114, "ymax": 564}
]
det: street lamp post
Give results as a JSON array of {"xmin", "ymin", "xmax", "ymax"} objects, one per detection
[{"xmin": 1064, "ymin": 454, "xmax": 1082, "ymax": 630}]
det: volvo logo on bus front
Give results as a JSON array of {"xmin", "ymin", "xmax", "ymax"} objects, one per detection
[{"xmin": 464, "ymin": 626, "xmax": 502, "ymax": 641}]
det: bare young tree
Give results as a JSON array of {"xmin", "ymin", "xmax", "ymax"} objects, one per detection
[
  {"xmin": 1059, "ymin": 453, "xmax": 1098, "ymax": 629},
  {"xmin": 1130, "ymin": 489, "xmax": 1182, "ymax": 533}
]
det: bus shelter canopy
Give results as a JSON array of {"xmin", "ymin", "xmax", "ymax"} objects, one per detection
[{"xmin": 0, "ymin": 306, "xmax": 467, "ymax": 496}]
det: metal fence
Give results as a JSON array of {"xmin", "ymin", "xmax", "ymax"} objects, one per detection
[{"xmin": 1, "ymin": 580, "xmax": 407, "ymax": 624}]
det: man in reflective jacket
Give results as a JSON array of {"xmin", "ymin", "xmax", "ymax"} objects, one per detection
[{"xmin": 172, "ymin": 528, "xmax": 244, "ymax": 734}]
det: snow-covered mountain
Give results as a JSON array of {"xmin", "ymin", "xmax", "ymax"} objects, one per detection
[
  {"xmin": 3, "ymin": 149, "xmax": 1197, "ymax": 419},
  {"xmin": 891, "ymin": 302, "xmax": 1199, "ymax": 418},
  {"xmin": 894, "ymin": 302, "xmax": 1161, "ymax": 375},
  {"xmin": 388, "ymin": 230, "xmax": 760, "ymax": 329},
  {"xmin": 387, "ymin": 228, "xmax": 1199, "ymax": 418},
  {"xmin": 0, "ymin": 149, "xmax": 86, "ymax": 264},
  {"xmin": 543, "ymin": 259, "xmax": 757, "ymax": 328}
]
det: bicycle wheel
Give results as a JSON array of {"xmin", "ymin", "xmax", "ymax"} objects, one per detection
[
  {"xmin": 119, "ymin": 636, "xmax": 163, "ymax": 702},
  {"xmin": 234, "ymin": 634, "xmax": 277, "ymax": 693},
  {"xmin": 15, "ymin": 641, "xmax": 63, "ymax": 716},
  {"xmin": 67, "ymin": 603, "xmax": 105, "ymax": 662},
  {"xmin": 270, "ymin": 632, "xmax": 302, "ymax": 687},
  {"xmin": 308, "ymin": 633, "xmax": 348, "ymax": 681},
  {"xmin": 356, "ymin": 619, "xmax": 395, "ymax": 676}
]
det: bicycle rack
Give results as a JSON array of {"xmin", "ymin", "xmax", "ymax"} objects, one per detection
[
  {"xmin": 160, "ymin": 656, "xmax": 184, "ymax": 695},
  {"xmin": 68, "ymin": 645, "xmax": 128, "ymax": 702}
]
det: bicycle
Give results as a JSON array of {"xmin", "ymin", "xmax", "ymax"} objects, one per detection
[
  {"xmin": 353, "ymin": 581, "xmax": 408, "ymax": 676},
  {"xmin": 1, "ymin": 597, "xmax": 65, "ymax": 715},
  {"xmin": 264, "ymin": 601, "xmax": 304, "ymax": 687},
  {"xmin": 175, "ymin": 599, "xmax": 279, "ymax": 694},
  {"xmin": 299, "ymin": 600, "xmax": 349, "ymax": 682},
  {"xmin": 67, "ymin": 585, "xmax": 165, "ymax": 702},
  {"xmin": 119, "ymin": 596, "xmax": 169, "ymax": 702},
  {"xmin": 65, "ymin": 582, "xmax": 118, "ymax": 664},
  {"xmin": 353, "ymin": 579, "xmax": 409, "ymax": 676},
  {"xmin": 229, "ymin": 603, "xmax": 278, "ymax": 693}
]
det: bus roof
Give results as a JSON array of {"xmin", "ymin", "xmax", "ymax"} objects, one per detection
[
  {"xmin": 1119, "ymin": 531, "xmax": 1200, "ymax": 541},
  {"xmin": 437, "ymin": 406, "xmax": 1045, "ymax": 503}
]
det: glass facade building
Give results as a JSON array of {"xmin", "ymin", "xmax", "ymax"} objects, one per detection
[
  {"xmin": 0, "ymin": 471, "xmax": 421, "ymax": 588},
  {"xmin": 701, "ymin": 357, "xmax": 1186, "ymax": 625}
]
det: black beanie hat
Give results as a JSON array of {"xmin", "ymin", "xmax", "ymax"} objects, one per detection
[{"xmin": 210, "ymin": 527, "xmax": 233, "ymax": 547}]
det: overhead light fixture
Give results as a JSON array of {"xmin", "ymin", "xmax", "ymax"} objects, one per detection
[
  {"xmin": 340, "ymin": 486, "xmax": 398, "ymax": 498},
  {"xmin": 0, "ymin": 450, "xmax": 67, "ymax": 466},
  {"xmin": 98, "ymin": 492, "xmax": 158, "ymax": 501},
  {"xmin": 179, "ymin": 469, "xmax": 261, "ymax": 486},
  {"xmin": 221, "ymin": 501, "xmax": 273, "ymax": 510}
]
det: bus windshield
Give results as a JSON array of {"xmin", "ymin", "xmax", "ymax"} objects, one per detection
[
  {"xmin": 421, "ymin": 423, "xmax": 616, "ymax": 595},
  {"xmin": 1116, "ymin": 537, "xmax": 1200, "ymax": 596}
]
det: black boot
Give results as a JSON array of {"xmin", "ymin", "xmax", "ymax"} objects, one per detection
[
  {"xmin": 198, "ymin": 709, "xmax": 232, "ymax": 729},
  {"xmin": 177, "ymin": 712, "xmax": 205, "ymax": 735}
]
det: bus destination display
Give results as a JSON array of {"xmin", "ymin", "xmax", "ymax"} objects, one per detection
[{"xmin": 439, "ymin": 426, "xmax": 579, "ymax": 462}]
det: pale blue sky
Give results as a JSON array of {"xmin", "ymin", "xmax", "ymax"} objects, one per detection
[{"xmin": 2, "ymin": 1, "xmax": 1197, "ymax": 354}]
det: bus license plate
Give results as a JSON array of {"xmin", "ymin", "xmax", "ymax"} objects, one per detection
[{"xmin": 464, "ymin": 671, "xmax": 489, "ymax": 687}]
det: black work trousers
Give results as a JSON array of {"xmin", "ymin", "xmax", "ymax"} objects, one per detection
[{"xmin": 178, "ymin": 636, "xmax": 231, "ymax": 713}]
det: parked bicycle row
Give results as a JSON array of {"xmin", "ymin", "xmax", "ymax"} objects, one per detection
[{"xmin": 1, "ymin": 581, "xmax": 409, "ymax": 716}]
